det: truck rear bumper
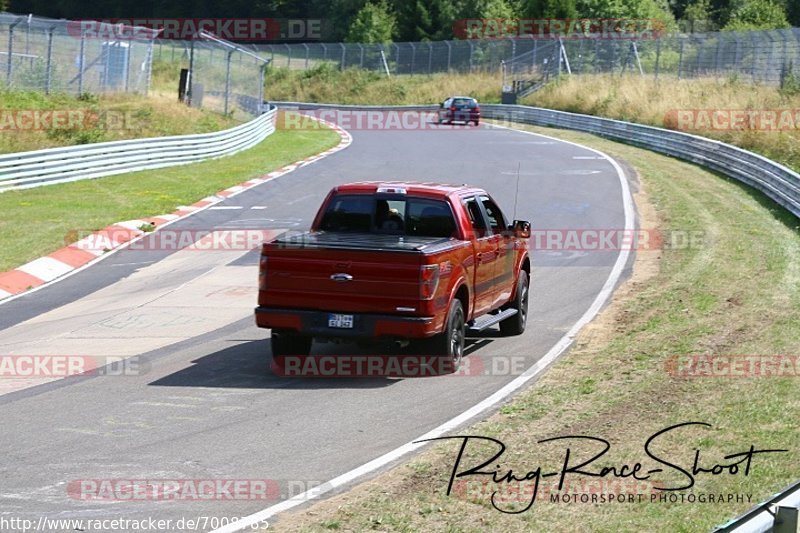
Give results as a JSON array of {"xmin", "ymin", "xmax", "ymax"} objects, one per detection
[{"xmin": 254, "ymin": 306, "xmax": 438, "ymax": 339}]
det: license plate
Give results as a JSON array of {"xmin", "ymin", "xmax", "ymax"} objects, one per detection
[{"xmin": 328, "ymin": 313, "xmax": 354, "ymax": 329}]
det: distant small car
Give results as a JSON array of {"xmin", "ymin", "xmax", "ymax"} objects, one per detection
[{"xmin": 437, "ymin": 96, "xmax": 480, "ymax": 126}]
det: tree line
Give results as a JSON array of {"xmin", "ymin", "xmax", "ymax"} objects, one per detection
[{"xmin": 4, "ymin": 0, "xmax": 799, "ymax": 42}]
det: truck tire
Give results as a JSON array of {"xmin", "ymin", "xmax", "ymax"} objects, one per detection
[
  {"xmin": 270, "ymin": 330, "xmax": 312, "ymax": 374},
  {"xmin": 422, "ymin": 298, "xmax": 465, "ymax": 373},
  {"xmin": 500, "ymin": 270, "xmax": 528, "ymax": 336}
]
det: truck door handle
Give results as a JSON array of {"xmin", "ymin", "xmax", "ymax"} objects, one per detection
[{"xmin": 330, "ymin": 273, "xmax": 353, "ymax": 282}]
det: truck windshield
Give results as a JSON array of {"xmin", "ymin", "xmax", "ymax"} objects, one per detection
[{"xmin": 319, "ymin": 195, "xmax": 457, "ymax": 238}]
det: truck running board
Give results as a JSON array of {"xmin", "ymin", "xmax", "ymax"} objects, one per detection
[{"xmin": 467, "ymin": 309, "xmax": 518, "ymax": 334}]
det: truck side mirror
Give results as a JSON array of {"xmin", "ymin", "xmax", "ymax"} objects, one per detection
[{"xmin": 510, "ymin": 220, "xmax": 531, "ymax": 238}]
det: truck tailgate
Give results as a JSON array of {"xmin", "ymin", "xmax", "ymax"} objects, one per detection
[{"xmin": 259, "ymin": 232, "xmax": 452, "ymax": 314}]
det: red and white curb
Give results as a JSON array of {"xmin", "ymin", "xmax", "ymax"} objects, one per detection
[{"xmin": 0, "ymin": 119, "xmax": 351, "ymax": 304}]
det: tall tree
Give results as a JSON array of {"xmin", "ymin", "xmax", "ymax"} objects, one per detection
[
  {"xmin": 345, "ymin": 1, "xmax": 395, "ymax": 42},
  {"xmin": 723, "ymin": 0, "xmax": 789, "ymax": 30}
]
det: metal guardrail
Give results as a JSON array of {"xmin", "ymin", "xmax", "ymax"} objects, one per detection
[
  {"xmin": 714, "ymin": 480, "xmax": 800, "ymax": 532},
  {"xmin": 0, "ymin": 106, "xmax": 277, "ymax": 192},
  {"xmin": 269, "ymin": 101, "xmax": 800, "ymax": 220},
  {"xmin": 478, "ymin": 104, "xmax": 800, "ymax": 219}
]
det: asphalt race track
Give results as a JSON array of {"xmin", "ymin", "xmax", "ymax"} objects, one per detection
[{"xmin": 0, "ymin": 121, "xmax": 635, "ymax": 530}]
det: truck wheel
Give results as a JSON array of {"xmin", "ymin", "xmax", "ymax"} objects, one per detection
[
  {"xmin": 423, "ymin": 299, "xmax": 465, "ymax": 373},
  {"xmin": 500, "ymin": 271, "xmax": 528, "ymax": 336},
  {"xmin": 270, "ymin": 330, "xmax": 312, "ymax": 374}
]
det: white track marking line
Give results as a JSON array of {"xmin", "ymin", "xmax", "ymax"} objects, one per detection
[
  {"xmin": 211, "ymin": 123, "xmax": 635, "ymax": 533},
  {"xmin": 208, "ymin": 206, "xmax": 244, "ymax": 210},
  {"xmin": 250, "ymin": 206, "xmax": 268, "ymax": 210}
]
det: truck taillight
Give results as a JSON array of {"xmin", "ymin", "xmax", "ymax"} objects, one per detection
[
  {"xmin": 258, "ymin": 256, "xmax": 268, "ymax": 289},
  {"xmin": 420, "ymin": 264, "xmax": 440, "ymax": 300}
]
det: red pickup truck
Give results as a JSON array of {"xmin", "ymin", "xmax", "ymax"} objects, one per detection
[{"xmin": 255, "ymin": 182, "xmax": 531, "ymax": 373}]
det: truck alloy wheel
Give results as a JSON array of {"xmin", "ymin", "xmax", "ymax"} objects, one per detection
[
  {"xmin": 500, "ymin": 270, "xmax": 529, "ymax": 336},
  {"xmin": 427, "ymin": 298, "xmax": 465, "ymax": 373}
]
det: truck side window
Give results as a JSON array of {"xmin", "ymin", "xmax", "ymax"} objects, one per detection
[
  {"xmin": 480, "ymin": 196, "xmax": 507, "ymax": 235},
  {"xmin": 464, "ymin": 197, "xmax": 488, "ymax": 238}
]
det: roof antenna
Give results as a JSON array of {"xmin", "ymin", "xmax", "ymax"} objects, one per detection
[{"xmin": 512, "ymin": 162, "xmax": 521, "ymax": 221}]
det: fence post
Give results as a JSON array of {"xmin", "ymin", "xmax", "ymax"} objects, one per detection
[
  {"xmin": 766, "ymin": 33, "xmax": 775, "ymax": 83},
  {"xmin": 445, "ymin": 41, "xmax": 451, "ymax": 72},
  {"xmin": 751, "ymin": 32, "xmax": 757, "ymax": 82},
  {"xmin": 678, "ymin": 39, "xmax": 684, "ymax": 79},
  {"xmin": 468, "ymin": 40, "xmax": 474, "ymax": 71},
  {"xmin": 77, "ymin": 31, "xmax": 86, "ymax": 95},
  {"xmin": 285, "ymin": 43, "xmax": 291, "ymax": 68},
  {"xmin": 394, "ymin": 43, "xmax": 400, "ymax": 72},
  {"xmin": 7, "ymin": 17, "xmax": 22, "ymax": 88},
  {"xmin": 224, "ymin": 50, "xmax": 233, "ymax": 115},
  {"xmin": 45, "ymin": 26, "xmax": 55, "ymax": 94},
  {"xmin": 358, "ymin": 44, "xmax": 364, "ymax": 68},
  {"xmin": 259, "ymin": 62, "xmax": 267, "ymax": 113},
  {"xmin": 303, "ymin": 43, "xmax": 309, "ymax": 69},
  {"xmin": 340, "ymin": 42, "xmax": 346, "ymax": 70},
  {"xmin": 125, "ymin": 42, "xmax": 132, "ymax": 92},
  {"xmin": 427, "ymin": 42, "xmax": 433, "ymax": 74},
  {"xmin": 144, "ymin": 39, "xmax": 154, "ymax": 96},
  {"xmin": 410, "ymin": 42, "xmax": 416, "ymax": 75},
  {"xmin": 510, "ymin": 38, "xmax": 516, "ymax": 64},
  {"xmin": 322, "ymin": 43, "xmax": 327, "ymax": 61},
  {"xmin": 187, "ymin": 37, "xmax": 195, "ymax": 105},
  {"xmin": 654, "ymin": 37, "xmax": 661, "ymax": 81}
]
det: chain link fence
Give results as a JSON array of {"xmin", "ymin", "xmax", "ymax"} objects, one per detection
[
  {"xmin": 0, "ymin": 12, "xmax": 157, "ymax": 95},
  {"xmin": 252, "ymin": 29, "xmax": 800, "ymax": 87},
  {"xmin": 183, "ymin": 32, "xmax": 269, "ymax": 118}
]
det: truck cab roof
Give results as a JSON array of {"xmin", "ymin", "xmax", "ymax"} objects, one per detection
[{"xmin": 332, "ymin": 181, "xmax": 485, "ymax": 199}]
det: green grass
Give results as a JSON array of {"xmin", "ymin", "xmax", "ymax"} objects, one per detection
[
  {"xmin": 277, "ymin": 124, "xmax": 800, "ymax": 533},
  {"xmin": 0, "ymin": 89, "xmax": 238, "ymax": 153},
  {"xmin": 0, "ymin": 122, "xmax": 340, "ymax": 271}
]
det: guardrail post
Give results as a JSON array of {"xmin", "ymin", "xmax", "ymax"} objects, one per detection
[
  {"xmin": 45, "ymin": 25, "xmax": 55, "ymax": 94},
  {"xmin": 224, "ymin": 49, "xmax": 233, "ymax": 115}
]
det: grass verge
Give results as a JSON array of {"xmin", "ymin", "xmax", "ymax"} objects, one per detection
[
  {"xmin": 263, "ymin": 63, "xmax": 503, "ymax": 105},
  {"xmin": 0, "ymin": 90, "xmax": 238, "ymax": 154},
  {"xmin": 0, "ymin": 116, "xmax": 340, "ymax": 272},
  {"xmin": 273, "ymin": 124, "xmax": 800, "ymax": 532},
  {"xmin": 523, "ymin": 74, "xmax": 800, "ymax": 173}
]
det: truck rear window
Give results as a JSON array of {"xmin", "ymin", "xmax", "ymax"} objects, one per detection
[{"xmin": 319, "ymin": 195, "xmax": 457, "ymax": 238}]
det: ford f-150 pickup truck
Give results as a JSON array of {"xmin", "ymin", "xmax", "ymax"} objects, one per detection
[{"xmin": 255, "ymin": 181, "xmax": 531, "ymax": 373}]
